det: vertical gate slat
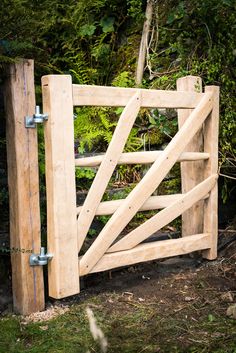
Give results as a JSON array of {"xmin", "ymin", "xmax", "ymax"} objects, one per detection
[
  {"xmin": 177, "ymin": 76, "xmax": 204, "ymax": 236},
  {"xmin": 202, "ymin": 86, "xmax": 219, "ymax": 259},
  {"xmin": 42, "ymin": 75, "xmax": 79, "ymax": 299},
  {"xmin": 5, "ymin": 59, "xmax": 45, "ymax": 314}
]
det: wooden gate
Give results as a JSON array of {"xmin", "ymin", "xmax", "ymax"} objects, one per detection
[{"xmin": 42, "ymin": 75, "xmax": 219, "ymax": 299}]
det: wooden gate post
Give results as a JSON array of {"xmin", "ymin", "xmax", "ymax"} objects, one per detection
[
  {"xmin": 5, "ymin": 59, "xmax": 45, "ymax": 314},
  {"xmin": 42, "ymin": 75, "xmax": 79, "ymax": 299},
  {"xmin": 203, "ymin": 85, "xmax": 219, "ymax": 259},
  {"xmin": 177, "ymin": 76, "xmax": 205, "ymax": 236}
]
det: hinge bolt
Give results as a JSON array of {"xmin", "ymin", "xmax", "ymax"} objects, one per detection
[
  {"xmin": 25, "ymin": 106, "xmax": 48, "ymax": 128},
  {"xmin": 29, "ymin": 247, "xmax": 53, "ymax": 266}
]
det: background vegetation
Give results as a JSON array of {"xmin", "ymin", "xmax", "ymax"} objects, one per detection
[{"xmin": 0, "ymin": 0, "xmax": 235, "ymax": 215}]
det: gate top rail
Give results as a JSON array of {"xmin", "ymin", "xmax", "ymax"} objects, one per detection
[{"xmin": 72, "ymin": 84, "xmax": 204, "ymax": 108}]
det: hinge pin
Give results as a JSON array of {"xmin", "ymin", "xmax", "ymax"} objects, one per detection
[
  {"xmin": 25, "ymin": 106, "xmax": 48, "ymax": 128},
  {"xmin": 29, "ymin": 247, "xmax": 53, "ymax": 266}
]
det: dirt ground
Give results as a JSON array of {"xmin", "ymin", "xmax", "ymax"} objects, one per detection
[
  {"xmin": 0, "ymin": 231, "xmax": 236, "ymax": 352},
  {"xmin": 82, "ymin": 240, "xmax": 236, "ymax": 319}
]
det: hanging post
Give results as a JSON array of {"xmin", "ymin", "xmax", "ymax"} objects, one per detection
[
  {"xmin": 177, "ymin": 76, "xmax": 205, "ymax": 237},
  {"xmin": 5, "ymin": 59, "xmax": 45, "ymax": 314}
]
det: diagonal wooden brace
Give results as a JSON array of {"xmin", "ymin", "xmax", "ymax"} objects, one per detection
[
  {"xmin": 79, "ymin": 92, "xmax": 213, "ymax": 275},
  {"xmin": 77, "ymin": 91, "xmax": 141, "ymax": 251},
  {"xmin": 107, "ymin": 174, "xmax": 218, "ymax": 252}
]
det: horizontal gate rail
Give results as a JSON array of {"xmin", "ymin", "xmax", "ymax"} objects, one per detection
[
  {"xmin": 80, "ymin": 233, "xmax": 211, "ymax": 275},
  {"xmin": 72, "ymin": 84, "xmax": 205, "ymax": 108},
  {"xmin": 75, "ymin": 151, "xmax": 209, "ymax": 167},
  {"xmin": 77, "ymin": 193, "xmax": 209, "ymax": 216}
]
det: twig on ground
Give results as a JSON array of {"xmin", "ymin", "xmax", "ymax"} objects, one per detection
[{"xmin": 86, "ymin": 307, "xmax": 108, "ymax": 353}]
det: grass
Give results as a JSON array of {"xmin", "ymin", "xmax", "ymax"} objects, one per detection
[{"xmin": 0, "ymin": 293, "xmax": 236, "ymax": 353}]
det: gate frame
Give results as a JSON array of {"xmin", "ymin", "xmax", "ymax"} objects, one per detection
[
  {"xmin": 42, "ymin": 74, "xmax": 219, "ymax": 300},
  {"xmin": 5, "ymin": 62, "xmax": 219, "ymax": 314}
]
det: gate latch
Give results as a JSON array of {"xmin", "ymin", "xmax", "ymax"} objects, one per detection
[
  {"xmin": 25, "ymin": 106, "xmax": 48, "ymax": 128},
  {"xmin": 30, "ymin": 247, "xmax": 53, "ymax": 266}
]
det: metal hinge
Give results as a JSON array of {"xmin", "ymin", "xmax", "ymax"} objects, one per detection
[
  {"xmin": 30, "ymin": 247, "xmax": 53, "ymax": 266},
  {"xmin": 25, "ymin": 106, "xmax": 48, "ymax": 128}
]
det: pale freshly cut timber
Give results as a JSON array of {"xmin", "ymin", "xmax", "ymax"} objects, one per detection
[
  {"xmin": 177, "ymin": 76, "xmax": 204, "ymax": 237},
  {"xmin": 77, "ymin": 91, "xmax": 141, "ymax": 251},
  {"xmin": 5, "ymin": 60, "xmax": 44, "ymax": 314},
  {"xmin": 79, "ymin": 233, "xmax": 211, "ymax": 276},
  {"xmin": 72, "ymin": 84, "xmax": 205, "ymax": 108},
  {"xmin": 76, "ymin": 193, "xmax": 209, "ymax": 216},
  {"xmin": 203, "ymin": 86, "xmax": 220, "ymax": 260},
  {"xmin": 79, "ymin": 92, "xmax": 213, "ymax": 275},
  {"xmin": 42, "ymin": 75, "xmax": 79, "ymax": 299},
  {"xmin": 108, "ymin": 174, "xmax": 217, "ymax": 253},
  {"xmin": 77, "ymin": 194, "xmax": 182, "ymax": 216},
  {"xmin": 75, "ymin": 151, "xmax": 209, "ymax": 167}
]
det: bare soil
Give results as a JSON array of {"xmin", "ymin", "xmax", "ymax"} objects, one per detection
[{"xmin": 0, "ymin": 231, "xmax": 235, "ymax": 353}]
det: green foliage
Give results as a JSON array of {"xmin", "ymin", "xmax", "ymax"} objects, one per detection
[
  {"xmin": 127, "ymin": 0, "xmax": 144, "ymax": 21},
  {"xmin": 148, "ymin": 109, "xmax": 178, "ymax": 138},
  {"xmin": 74, "ymin": 105, "xmax": 143, "ymax": 155},
  {"xmin": 75, "ymin": 167, "xmax": 96, "ymax": 189},
  {"xmin": 75, "ymin": 167, "xmax": 96, "ymax": 181},
  {"xmin": 144, "ymin": 0, "xmax": 236, "ymax": 199},
  {"xmin": 100, "ymin": 16, "xmax": 115, "ymax": 33},
  {"xmin": 0, "ymin": 0, "xmax": 131, "ymax": 85},
  {"xmin": 112, "ymin": 71, "xmax": 135, "ymax": 87},
  {"xmin": 74, "ymin": 107, "xmax": 116, "ymax": 153},
  {"xmin": 0, "ymin": 0, "xmax": 235, "ymax": 203}
]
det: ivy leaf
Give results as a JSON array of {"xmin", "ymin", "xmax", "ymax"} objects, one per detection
[
  {"xmin": 79, "ymin": 24, "xmax": 96, "ymax": 37},
  {"xmin": 100, "ymin": 17, "xmax": 115, "ymax": 33}
]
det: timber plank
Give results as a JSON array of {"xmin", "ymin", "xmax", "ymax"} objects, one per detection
[
  {"xmin": 177, "ymin": 76, "xmax": 205, "ymax": 236},
  {"xmin": 77, "ymin": 194, "xmax": 182, "ymax": 216},
  {"xmin": 80, "ymin": 233, "xmax": 211, "ymax": 276},
  {"xmin": 77, "ymin": 193, "xmax": 209, "ymax": 216},
  {"xmin": 202, "ymin": 86, "xmax": 219, "ymax": 260},
  {"xmin": 75, "ymin": 151, "xmax": 209, "ymax": 167},
  {"xmin": 42, "ymin": 75, "xmax": 79, "ymax": 299},
  {"xmin": 5, "ymin": 60, "xmax": 44, "ymax": 314},
  {"xmin": 72, "ymin": 84, "xmax": 205, "ymax": 108}
]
